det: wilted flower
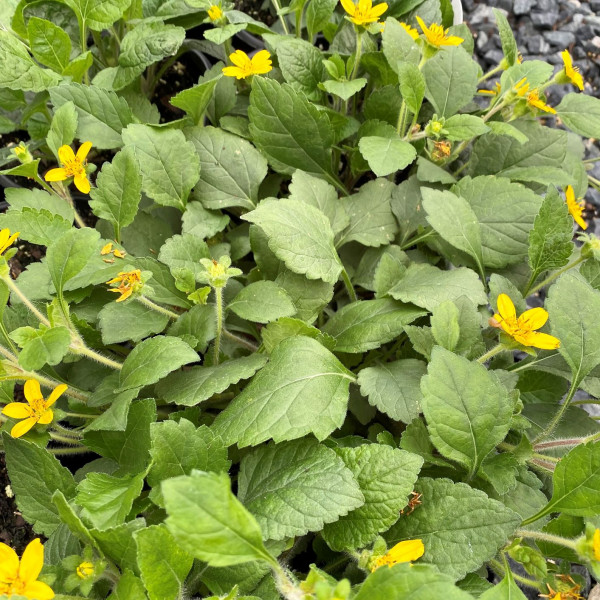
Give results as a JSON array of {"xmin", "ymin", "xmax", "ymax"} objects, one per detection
[{"xmin": 106, "ymin": 269, "xmax": 143, "ymax": 302}]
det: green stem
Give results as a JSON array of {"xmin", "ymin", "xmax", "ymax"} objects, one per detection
[
  {"xmin": 49, "ymin": 445, "xmax": 90, "ymax": 455},
  {"xmin": 534, "ymin": 438, "xmax": 582, "ymax": 451},
  {"xmin": 349, "ymin": 29, "xmax": 363, "ymax": 81},
  {"xmin": 64, "ymin": 411, "xmax": 97, "ymax": 419},
  {"xmin": 478, "ymin": 64, "xmax": 503, "ymax": 84},
  {"xmin": 477, "ymin": 343, "xmax": 505, "ymax": 364},
  {"xmin": 137, "ymin": 295, "xmax": 179, "ymax": 319},
  {"xmin": 572, "ymin": 399, "xmax": 600, "ymax": 405},
  {"xmin": 71, "ymin": 343, "xmax": 123, "ymax": 370},
  {"xmin": 222, "ymin": 328, "xmax": 259, "ymax": 352},
  {"xmin": 589, "ymin": 175, "xmax": 600, "ymax": 187},
  {"xmin": 532, "ymin": 452, "xmax": 559, "ymax": 463},
  {"xmin": 532, "ymin": 378, "xmax": 578, "ymax": 445},
  {"xmin": 2, "ymin": 276, "xmax": 50, "ymax": 326},
  {"xmin": 488, "ymin": 558, "xmax": 543, "ymax": 591},
  {"xmin": 584, "ymin": 157, "xmax": 600, "ymax": 163},
  {"xmin": 49, "ymin": 431, "xmax": 83, "ymax": 445},
  {"xmin": 341, "ymin": 268, "xmax": 358, "ymax": 303},
  {"xmin": 270, "ymin": 0, "xmax": 290, "ymax": 34},
  {"xmin": 514, "ymin": 528, "xmax": 577, "ymax": 549},
  {"xmin": 582, "ymin": 430, "xmax": 600, "ymax": 444},
  {"xmin": 527, "ymin": 256, "xmax": 586, "ymax": 296},
  {"xmin": 396, "ymin": 101, "xmax": 408, "ymax": 135},
  {"xmin": 214, "ymin": 287, "xmax": 224, "ymax": 365},
  {"xmin": 400, "ymin": 229, "xmax": 435, "ymax": 250},
  {"xmin": 52, "ymin": 422, "xmax": 82, "ymax": 439}
]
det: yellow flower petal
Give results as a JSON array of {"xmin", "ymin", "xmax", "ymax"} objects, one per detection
[
  {"xmin": 37, "ymin": 408, "xmax": 53, "ymax": 425},
  {"xmin": 76, "ymin": 141, "xmax": 92, "ymax": 162},
  {"xmin": 230, "ymin": 49, "xmax": 251, "ymax": 68},
  {"xmin": 11, "ymin": 416, "xmax": 38, "ymax": 438},
  {"xmin": 386, "ymin": 539, "xmax": 425, "ymax": 563},
  {"xmin": 370, "ymin": 2, "xmax": 388, "ymax": 17},
  {"xmin": 523, "ymin": 331, "xmax": 561, "ymax": 350},
  {"xmin": 594, "ymin": 528, "xmax": 600, "ymax": 561},
  {"xmin": 496, "ymin": 293, "xmax": 516, "ymax": 322},
  {"xmin": 44, "ymin": 167, "xmax": 68, "ymax": 182},
  {"xmin": 2, "ymin": 402, "xmax": 33, "ymax": 419},
  {"xmin": 24, "ymin": 379, "xmax": 43, "ymax": 404},
  {"xmin": 101, "ymin": 242, "xmax": 113, "ymax": 255},
  {"xmin": 222, "ymin": 66, "xmax": 245, "ymax": 79},
  {"xmin": 444, "ymin": 34, "xmax": 464, "ymax": 46},
  {"xmin": 58, "ymin": 145, "xmax": 76, "ymax": 165},
  {"xmin": 340, "ymin": 0, "xmax": 356, "ymax": 17},
  {"xmin": 21, "ymin": 580, "xmax": 55, "ymax": 600},
  {"xmin": 19, "ymin": 539, "xmax": 44, "ymax": 583},
  {"xmin": 116, "ymin": 287, "xmax": 134, "ymax": 302},
  {"xmin": 518, "ymin": 306, "xmax": 549, "ymax": 331},
  {"xmin": 74, "ymin": 172, "xmax": 91, "ymax": 194},
  {"xmin": 46, "ymin": 384, "xmax": 68, "ymax": 408},
  {"xmin": 0, "ymin": 542, "xmax": 19, "ymax": 580}
]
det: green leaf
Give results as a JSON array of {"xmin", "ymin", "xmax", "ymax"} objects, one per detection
[
  {"xmin": 443, "ymin": 114, "xmax": 489, "ymax": 141},
  {"xmin": 89, "ymin": 148, "xmax": 142, "ymax": 241},
  {"xmin": 421, "ymin": 347, "xmax": 515, "ymax": 477},
  {"xmin": 355, "ymin": 563, "xmax": 474, "ymax": 600},
  {"xmin": 0, "ymin": 30, "xmax": 61, "ymax": 92},
  {"xmin": 238, "ymin": 439, "xmax": 364, "ymax": 540},
  {"xmin": 84, "ymin": 399, "xmax": 156, "ymax": 474},
  {"xmin": 337, "ymin": 179, "xmax": 398, "ymax": 248},
  {"xmin": 228, "ymin": 281, "xmax": 296, "ymax": 324},
  {"xmin": 203, "ymin": 23, "xmax": 246, "ymax": 44},
  {"xmin": 358, "ymin": 359, "xmax": 426, "ymax": 423},
  {"xmin": 76, "ymin": 471, "xmax": 145, "ymax": 530},
  {"xmin": 275, "ymin": 37, "xmax": 325, "ymax": 101},
  {"xmin": 358, "ymin": 136, "xmax": 417, "ymax": 177},
  {"xmin": 186, "ymin": 125, "xmax": 267, "ymax": 211},
  {"xmin": 322, "ymin": 444, "xmax": 423, "ymax": 551},
  {"xmin": 98, "ymin": 301, "xmax": 169, "ymax": 344},
  {"xmin": 243, "ymin": 199, "xmax": 342, "ymax": 284},
  {"xmin": 288, "ymin": 170, "xmax": 349, "ymax": 235},
  {"xmin": 320, "ymin": 78, "xmax": 368, "ymax": 101},
  {"xmin": 50, "ymin": 83, "xmax": 134, "ymax": 149},
  {"xmin": 262, "ymin": 318, "xmax": 333, "ymax": 353},
  {"xmin": 108, "ymin": 570, "xmax": 147, "ymax": 600},
  {"xmin": 47, "ymin": 101, "xmax": 78, "ymax": 160},
  {"xmin": 3, "ymin": 434, "xmax": 76, "ymax": 536},
  {"xmin": 0, "ymin": 207, "xmax": 72, "ymax": 246},
  {"xmin": 182, "ymin": 201, "xmax": 229, "ymax": 240},
  {"xmin": 322, "ymin": 298, "xmax": 425, "ymax": 353},
  {"xmin": 4, "ymin": 188, "xmax": 72, "ymax": 222},
  {"xmin": 158, "ymin": 233, "xmax": 210, "ymax": 281},
  {"xmin": 386, "ymin": 478, "xmax": 520, "ymax": 580},
  {"xmin": 166, "ymin": 303, "xmax": 216, "ymax": 351},
  {"xmin": 46, "ymin": 227, "xmax": 100, "ymax": 297},
  {"xmin": 397, "ymin": 62, "xmax": 425, "ymax": 114},
  {"xmin": 547, "ymin": 273, "xmax": 600, "ymax": 389},
  {"xmin": 486, "ymin": 121, "xmax": 529, "ymax": 144},
  {"xmin": 479, "ymin": 571, "xmax": 528, "ymax": 600},
  {"xmin": 248, "ymin": 77, "xmax": 339, "ymax": 188},
  {"xmin": 92, "ymin": 520, "xmax": 147, "ymax": 574},
  {"xmin": 556, "ymin": 92, "xmax": 600, "ymax": 139},
  {"xmin": 171, "ymin": 76, "xmax": 220, "ymax": 125},
  {"xmin": 528, "ymin": 186, "xmax": 573, "ymax": 285},
  {"xmin": 117, "ymin": 335, "xmax": 198, "ymax": 392},
  {"xmin": 11, "ymin": 325, "xmax": 71, "ymax": 371},
  {"xmin": 62, "ymin": 0, "xmax": 131, "ymax": 30},
  {"xmin": 212, "ymin": 336, "xmax": 355, "ymax": 447},
  {"xmin": 422, "ymin": 46, "xmax": 479, "ymax": 117},
  {"xmin": 422, "ymin": 188, "xmax": 484, "ymax": 276},
  {"xmin": 121, "ymin": 124, "xmax": 200, "ymax": 210},
  {"xmin": 494, "ymin": 8, "xmax": 519, "ymax": 67},
  {"xmin": 148, "ymin": 420, "xmax": 230, "ymax": 501},
  {"xmin": 306, "ymin": 0, "xmax": 337, "ymax": 38},
  {"xmin": 382, "ymin": 17, "xmax": 420, "ymax": 70},
  {"xmin": 452, "ymin": 175, "xmax": 542, "ymax": 269},
  {"xmin": 163, "ymin": 471, "xmax": 276, "ymax": 567},
  {"xmin": 27, "ymin": 17, "xmax": 71, "ymax": 73},
  {"xmin": 135, "ymin": 525, "xmax": 194, "ymax": 600},
  {"xmin": 389, "ymin": 263, "xmax": 487, "ymax": 311}
]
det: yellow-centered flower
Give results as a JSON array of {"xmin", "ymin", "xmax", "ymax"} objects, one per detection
[
  {"xmin": 0, "ymin": 228, "xmax": 19, "ymax": 256},
  {"xmin": 44, "ymin": 142, "xmax": 92, "ymax": 194},
  {"xmin": 416, "ymin": 16, "xmax": 463, "ymax": 47},
  {"xmin": 222, "ymin": 50, "xmax": 272, "ymax": 79},
  {"xmin": 106, "ymin": 269, "xmax": 143, "ymax": 302},
  {"xmin": 400, "ymin": 22, "xmax": 419, "ymax": 40},
  {"xmin": 523, "ymin": 86, "xmax": 556, "ymax": 114},
  {"xmin": 371, "ymin": 539, "xmax": 424, "ymax": 571},
  {"xmin": 2, "ymin": 380, "xmax": 67, "ymax": 439},
  {"xmin": 561, "ymin": 49, "xmax": 584, "ymax": 91},
  {"xmin": 0, "ymin": 539, "xmax": 54, "ymax": 599},
  {"xmin": 208, "ymin": 4, "xmax": 223, "ymax": 20},
  {"xmin": 565, "ymin": 185, "xmax": 587, "ymax": 230},
  {"xmin": 493, "ymin": 294, "xmax": 560, "ymax": 350},
  {"xmin": 340, "ymin": 0, "xmax": 388, "ymax": 26},
  {"xmin": 76, "ymin": 562, "xmax": 95, "ymax": 580}
]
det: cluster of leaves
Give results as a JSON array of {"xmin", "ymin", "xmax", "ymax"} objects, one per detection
[{"xmin": 1, "ymin": 0, "xmax": 600, "ymax": 598}]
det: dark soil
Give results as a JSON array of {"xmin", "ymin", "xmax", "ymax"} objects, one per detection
[{"xmin": 234, "ymin": 0, "xmax": 276, "ymax": 26}]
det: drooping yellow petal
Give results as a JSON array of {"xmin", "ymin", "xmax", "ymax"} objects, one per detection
[
  {"xmin": 76, "ymin": 141, "xmax": 93, "ymax": 162},
  {"xmin": 101, "ymin": 242, "xmax": 113, "ymax": 255},
  {"xmin": 19, "ymin": 539, "xmax": 45, "ymax": 583},
  {"xmin": 340, "ymin": 0, "xmax": 357, "ymax": 17},
  {"xmin": 44, "ymin": 167, "xmax": 68, "ymax": 182},
  {"xmin": 74, "ymin": 172, "xmax": 91, "ymax": 194},
  {"xmin": 21, "ymin": 580, "xmax": 55, "ymax": 600},
  {"xmin": 527, "ymin": 89, "xmax": 556, "ymax": 114},
  {"xmin": 24, "ymin": 379, "xmax": 43, "ymax": 404},
  {"xmin": 0, "ymin": 542, "xmax": 19, "ymax": 580},
  {"xmin": 45, "ymin": 384, "xmax": 68, "ymax": 408},
  {"xmin": 522, "ymin": 331, "xmax": 561, "ymax": 350},
  {"xmin": 565, "ymin": 185, "xmax": 587, "ymax": 230},
  {"xmin": 11, "ymin": 416, "xmax": 38, "ymax": 438},
  {"xmin": 222, "ymin": 66, "xmax": 245, "ymax": 79},
  {"xmin": 561, "ymin": 49, "xmax": 584, "ymax": 91},
  {"xmin": 2, "ymin": 402, "xmax": 33, "ymax": 419},
  {"xmin": 58, "ymin": 145, "xmax": 76, "ymax": 165},
  {"xmin": 518, "ymin": 306, "xmax": 549, "ymax": 331},
  {"xmin": 37, "ymin": 408, "xmax": 53, "ymax": 425},
  {"xmin": 116, "ymin": 287, "xmax": 134, "ymax": 302},
  {"xmin": 496, "ymin": 293, "xmax": 516, "ymax": 323}
]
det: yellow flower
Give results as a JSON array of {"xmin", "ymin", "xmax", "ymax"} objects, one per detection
[
  {"xmin": 76, "ymin": 562, "xmax": 95, "ymax": 580},
  {"xmin": 106, "ymin": 269, "xmax": 143, "ymax": 302},
  {"xmin": 370, "ymin": 539, "xmax": 424, "ymax": 571},
  {"xmin": 479, "ymin": 82, "xmax": 502, "ymax": 96},
  {"xmin": 416, "ymin": 16, "xmax": 463, "ymax": 47},
  {"xmin": 565, "ymin": 185, "xmax": 587, "ymax": 230},
  {"xmin": 522, "ymin": 86, "xmax": 556, "ymax": 114},
  {"xmin": 400, "ymin": 22, "xmax": 419, "ymax": 40},
  {"xmin": 493, "ymin": 294, "xmax": 560, "ymax": 350},
  {"xmin": 340, "ymin": 0, "xmax": 388, "ymax": 26},
  {"xmin": 2, "ymin": 380, "xmax": 67, "ymax": 438},
  {"xmin": 561, "ymin": 49, "xmax": 584, "ymax": 91},
  {"xmin": 222, "ymin": 50, "xmax": 272, "ymax": 79},
  {"xmin": 44, "ymin": 142, "xmax": 92, "ymax": 194},
  {"xmin": 514, "ymin": 77, "xmax": 529, "ymax": 96},
  {"xmin": 0, "ymin": 229, "xmax": 19, "ymax": 256},
  {"xmin": 0, "ymin": 539, "xmax": 54, "ymax": 599},
  {"xmin": 208, "ymin": 4, "xmax": 223, "ymax": 20},
  {"xmin": 594, "ymin": 528, "xmax": 600, "ymax": 561}
]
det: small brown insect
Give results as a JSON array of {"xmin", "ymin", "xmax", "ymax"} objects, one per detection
[{"xmin": 401, "ymin": 491, "xmax": 422, "ymax": 516}]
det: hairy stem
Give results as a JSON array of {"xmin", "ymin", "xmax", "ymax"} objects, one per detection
[
  {"xmin": 214, "ymin": 287, "xmax": 224, "ymax": 365},
  {"xmin": 533, "ymin": 379, "xmax": 578, "ymax": 444},
  {"xmin": 514, "ymin": 528, "xmax": 577, "ymax": 549},
  {"xmin": 477, "ymin": 343, "xmax": 505, "ymax": 364},
  {"xmin": 341, "ymin": 268, "xmax": 358, "ymax": 303},
  {"xmin": 527, "ymin": 256, "xmax": 586, "ymax": 296},
  {"xmin": 137, "ymin": 295, "xmax": 179, "ymax": 319}
]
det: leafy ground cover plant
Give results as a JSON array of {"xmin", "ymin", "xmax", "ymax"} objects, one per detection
[{"xmin": 1, "ymin": 0, "xmax": 600, "ymax": 598}]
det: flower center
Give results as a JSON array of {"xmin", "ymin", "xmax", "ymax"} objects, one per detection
[
  {"xmin": 427, "ymin": 23, "xmax": 447, "ymax": 44},
  {"xmin": 0, "ymin": 575, "xmax": 27, "ymax": 595},
  {"xmin": 29, "ymin": 397, "xmax": 47, "ymax": 418},
  {"xmin": 62, "ymin": 158, "xmax": 86, "ymax": 178}
]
